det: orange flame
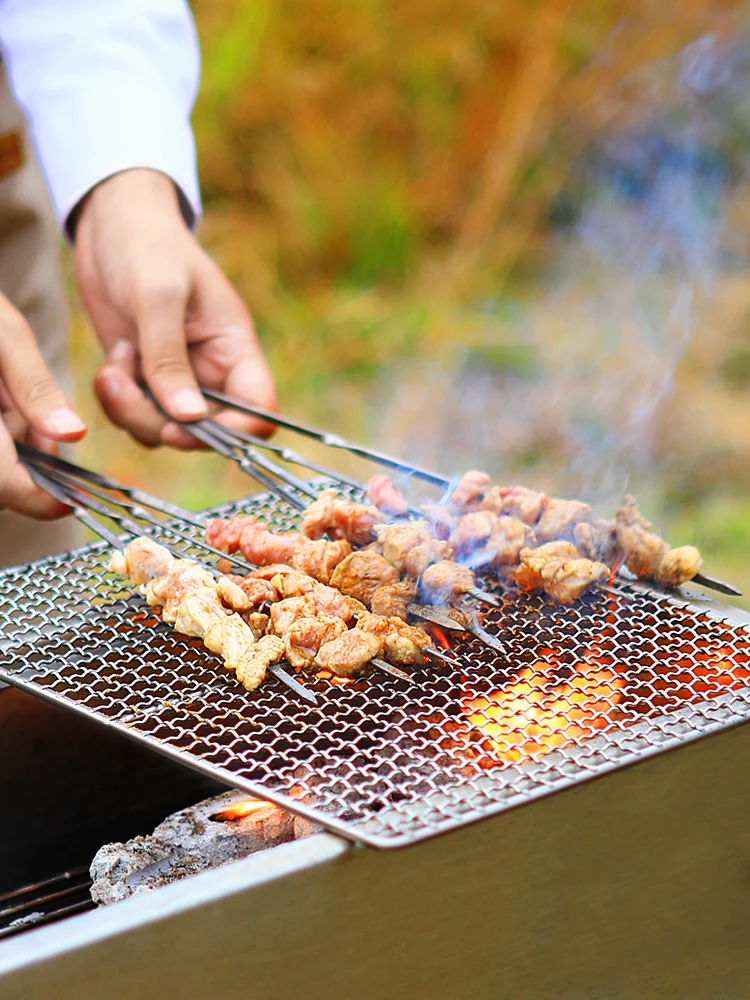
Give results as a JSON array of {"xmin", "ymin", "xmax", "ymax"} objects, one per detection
[
  {"xmin": 462, "ymin": 660, "xmax": 624, "ymax": 765},
  {"xmin": 210, "ymin": 798, "xmax": 276, "ymax": 822}
]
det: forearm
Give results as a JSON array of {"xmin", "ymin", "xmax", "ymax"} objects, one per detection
[{"xmin": 0, "ymin": 0, "xmax": 202, "ymax": 236}]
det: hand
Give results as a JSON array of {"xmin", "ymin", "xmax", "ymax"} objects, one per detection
[
  {"xmin": 0, "ymin": 295, "xmax": 86, "ymax": 517},
  {"xmin": 74, "ymin": 168, "xmax": 277, "ymax": 448}
]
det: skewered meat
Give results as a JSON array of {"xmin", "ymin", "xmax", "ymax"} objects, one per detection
[
  {"xmin": 370, "ymin": 580, "xmax": 416, "ymax": 621},
  {"xmin": 534, "ymin": 499, "xmax": 592, "ymax": 544},
  {"xmin": 356, "ymin": 612, "xmax": 431, "ymax": 666},
  {"xmin": 422, "ymin": 504, "xmax": 454, "ymax": 541},
  {"xmin": 485, "ymin": 517, "xmax": 536, "ymax": 567},
  {"xmin": 515, "ymin": 542, "xmax": 608, "ymax": 603},
  {"xmin": 292, "ymin": 537, "xmax": 352, "ymax": 584},
  {"xmin": 330, "ymin": 550, "xmax": 400, "ymax": 606},
  {"xmin": 366, "ymin": 474, "xmax": 409, "ymax": 516},
  {"xmin": 243, "ymin": 611, "xmax": 270, "ymax": 640},
  {"xmin": 270, "ymin": 595, "xmax": 318, "ymax": 635},
  {"xmin": 204, "ymin": 612, "xmax": 284, "ymax": 691},
  {"xmin": 284, "ymin": 614, "xmax": 348, "ymax": 669},
  {"xmin": 614, "ymin": 496, "xmax": 703, "ymax": 587},
  {"xmin": 110, "ymin": 537, "xmax": 174, "ymax": 584},
  {"xmin": 449, "ymin": 471, "xmax": 491, "ymax": 513},
  {"xmin": 216, "ymin": 575, "xmax": 252, "ymax": 611},
  {"xmin": 574, "ymin": 519, "xmax": 621, "ymax": 567},
  {"xmin": 374, "ymin": 521, "xmax": 452, "ymax": 577},
  {"xmin": 147, "ymin": 562, "xmax": 216, "ymax": 623},
  {"xmin": 269, "ymin": 569, "xmax": 359, "ymax": 623},
  {"xmin": 450, "ymin": 511, "xmax": 497, "ymax": 553},
  {"xmin": 206, "ymin": 515, "xmax": 255, "ymax": 554},
  {"xmin": 266, "ymin": 570, "xmax": 315, "ymax": 597},
  {"xmin": 300, "ymin": 488, "xmax": 384, "ymax": 545},
  {"xmin": 173, "ymin": 587, "xmax": 228, "ymax": 638},
  {"xmin": 480, "ymin": 486, "xmax": 548, "ymax": 526},
  {"xmin": 314, "ymin": 629, "xmax": 384, "ymax": 678},
  {"xmin": 420, "ymin": 561, "xmax": 475, "ymax": 604},
  {"xmin": 237, "ymin": 576, "xmax": 279, "ymax": 607},
  {"xmin": 239, "ymin": 522, "xmax": 298, "ymax": 565}
]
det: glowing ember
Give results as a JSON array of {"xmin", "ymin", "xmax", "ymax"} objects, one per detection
[
  {"xmin": 209, "ymin": 799, "xmax": 276, "ymax": 822},
  {"xmin": 462, "ymin": 661, "xmax": 625, "ymax": 764}
]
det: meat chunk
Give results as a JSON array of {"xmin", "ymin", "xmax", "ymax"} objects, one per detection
[
  {"xmin": 216, "ymin": 575, "xmax": 252, "ymax": 611},
  {"xmin": 238, "ymin": 576, "xmax": 278, "ymax": 607},
  {"xmin": 234, "ymin": 634, "xmax": 285, "ymax": 691},
  {"xmin": 374, "ymin": 521, "xmax": 451, "ymax": 576},
  {"xmin": 614, "ymin": 496, "xmax": 669, "ymax": 579},
  {"xmin": 269, "ymin": 595, "xmax": 318, "ymax": 636},
  {"xmin": 147, "ymin": 562, "xmax": 216, "ymax": 623},
  {"xmin": 111, "ymin": 537, "xmax": 174, "ymax": 585},
  {"xmin": 300, "ymin": 489, "xmax": 384, "ymax": 545},
  {"xmin": 419, "ymin": 561, "xmax": 475, "ymax": 603},
  {"xmin": 267, "ymin": 570, "xmax": 315, "ymax": 598},
  {"xmin": 534, "ymin": 499, "xmax": 592, "ymax": 544},
  {"xmin": 449, "ymin": 471, "xmax": 491, "ymax": 513},
  {"xmin": 173, "ymin": 587, "xmax": 227, "ymax": 638},
  {"xmin": 485, "ymin": 517, "xmax": 536, "ymax": 567},
  {"xmin": 314, "ymin": 629, "xmax": 384, "ymax": 677},
  {"xmin": 480, "ymin": 486, "xmax": 548, "ymax": 526},
  {"xmin": 655, "ymin": 546, "xmax": 703, "ymax": 587},
  {"xmin": 421, "ymin": 504, "xmax": 454, "ymax": 541},
  {"xmin": 205, "ymin": 516, "xmax": 255, "ymax": 554},
  {"xmin": 284, "ymin": 614, "xmax": 348, "ymax": 669},
  {"xmin": 366, "ymin": 474, "xmax": 409, "ymax": 516},
  {"xmin": 239, "ymin": 523, "xmax": 298, "ymax": 566},
  {"xmin": 242, "ymin": 611, "xmax": 270, "ymax": 640},
  {"xmin": 515, "ymin": 542, "xmax": 608, "ymax": 603},
  {"xmin": 370, "ymin": 580, "xmax": 417, "ymax": 621},
  {"xmin": 356, "ymin": 612, "xmax": 431, "ymax": 665},
  {"xmin": 292, "ymin": 537, "xmax": 352, "ymax": 584},
  {"xmin": 450, "ymin": 511, "xmax": 498, "ymax": 554},
  {"xmin": 329, "ymin": 550, "xmax": 400, "ymax": 606}
]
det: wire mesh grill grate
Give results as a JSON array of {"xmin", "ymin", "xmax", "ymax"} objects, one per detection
[{"xmin": 1, "ymin": 482, "xmax": 749, "ymax": 849}]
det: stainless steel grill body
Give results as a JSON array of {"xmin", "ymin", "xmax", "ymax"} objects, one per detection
[{"xmin": 1, "ymin": 482, "xmax": 748, "ymax": 849}]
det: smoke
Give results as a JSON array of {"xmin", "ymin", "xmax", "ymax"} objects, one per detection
[{"xmin": 369, "ymin": 32, "xmax": 748, "ymax": 512}]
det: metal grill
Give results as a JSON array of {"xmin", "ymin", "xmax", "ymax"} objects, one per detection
[{"xmin": 1, "ymin": 481, "xmax": 749, "ymax": 849}]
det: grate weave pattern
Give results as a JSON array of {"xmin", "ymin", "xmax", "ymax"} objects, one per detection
[{"xmin": 1, "ymin": 483, "xmax": 749, "ymax": 848}]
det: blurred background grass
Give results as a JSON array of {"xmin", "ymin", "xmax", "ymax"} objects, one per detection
[{"xmin": 69, "ymin": 0, "xmax": 750, "ymax": 607}]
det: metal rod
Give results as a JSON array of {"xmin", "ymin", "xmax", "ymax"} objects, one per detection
[
  {"xmin": 179, "ymin": 419, "xmax": 307, "ymax": 512},
  {"xmin": 425, "ymin": 647, "xmax": 462, "ymax": 669},
  {"xmin": 211, "ymin": 423, "xmax": 364, "ymax": 490},
  {"xmin": 692, "ymin": 572, "xmax": 743, "ymax": 597},
  {"xmin": 407, "ymin": 603, "xmax": 466, "ymax": 631},
  {"xmin": 200, "ymin": 385, "xmax": 452, "ymax": 488},
  {"xmin": 23, "ymin": 464, "xmax": 126, "ymax": 550},
  {"xmin": 371, "ymin": 657, "xmax": 418, "ymax": 684},
  {"xmin": 16, "ymin": 442, "xmax": 207, "ymax": 528},
  {"xmin": 268, "ymin": 664, "xmax": 318, "ymax": 704},
  {"xmin": 199, "ymin": 418, "xmax": 317, "ymax": 497},
  {"xmin": 468, "ymin": 585, "xmax": 500, "ymax": 607}
]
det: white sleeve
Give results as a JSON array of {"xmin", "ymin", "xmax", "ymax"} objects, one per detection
[{"xmin": 0, "ymin": 0, "xmax": 202, "ymax": 235}]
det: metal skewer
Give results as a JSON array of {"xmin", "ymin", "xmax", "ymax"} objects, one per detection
[
  {"xmin": 691, "ymin": 572, "xmax": 743, "ymax": 597},
  {"xmin": 21, "ymin": 459, "xmax": 316, "ymax": 705},
  {"xmin": 407, "ymin": 602, "xmax": 506, "ymax": 655},
  {"xmin": 200, "ymin": 385, "xmax": 452, "ymax": 488},
  {"xmin": 371, "ymin": 658, "xmax": 418, "ymax": 684}
]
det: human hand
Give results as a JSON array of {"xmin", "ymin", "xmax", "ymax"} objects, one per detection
[
  {"xmin": 0, "ymin": 295, "xmax": 86, "ymax": 517},
  {"xmin": 74, "ymin": 168, "xmax": 277, "ymax": 449}
]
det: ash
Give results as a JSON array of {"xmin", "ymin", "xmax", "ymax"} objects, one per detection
[{"xmin": 90, "ymin": 791, "xmax": 320, "ymax": 906}]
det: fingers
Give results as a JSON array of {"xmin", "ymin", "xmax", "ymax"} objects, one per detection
[
  {"xmin": 135, "ymin": 280, "xmax": 208, "ymax": 423},
  {"xmin": 0, "ymin": 295, "xmax": 86, "ymax": 442},
  {"xmin": 94, "ymin": 340, "xmax": 166, "ymax": 448},
  {"xmin": 0, "ymin": 418, "xmax": 68, "ymax": 519}
]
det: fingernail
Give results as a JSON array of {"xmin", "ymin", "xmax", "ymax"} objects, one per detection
[
  {"xmin": 109, "ymin": 339, "xmax": 133, "ymax": 363},
  {"xmin": 47, "ymin": 407, "xmax": 86, "ymax": 436},
  {"xmin": 170, "ymin": 388, "xmax": 206, "ymax": 418}
]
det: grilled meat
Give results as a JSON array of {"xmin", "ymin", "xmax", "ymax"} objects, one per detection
[
  {"xmin": 480, "ymin": 485, "xmax": 548, "ymax": 526},
  {"xmin": 110, "ymin": 536, "xmax": 174, "ymax": 584},
  {"xmin": 300, "ymin": 488, "xmax": 384, "ymax": 545},
  {"xmin": 330, "ymin": 550, "xmax": 400, "ymax": 606},
  {"xmin": 292, "ymin": 537, "xmax": 352, "ymax": 584},
  {"xmin": 420, "ymin": 561, "xmax": 475, "ymax": 604},
  {"xmin": 534, "ymin": 499, "xmax": 592, "ymax": 544},
  {"xmin": 614, "ymin": 496, "xmax": 703, "ymax": 587},
  {"xmin": 356, "ymin": 612, "xmax": 431, "ymax": 666},
  {"xmin": 284, "ymin": 614, "xmax": 348, "ymax": 669},
  {"xmin": 449, "ymin": 470, "xmax": 491, "ymax": 513},
  {"xmin": 314, "ymin": 629, "xmax": 384, "ymax": 677},
  {"xmin": 515, "ymin": 542, "xmax": 608, "ymax": 603},
  {"xmin": 574, "ymin": 519, "xmax": 621, "ymax": 567},
  {"xmin": 366, "ymin": 474, "xmax": 409, "ymax": 516},
  {"xmin": 173, "ymin": 587, "xmax": 227, "ymax": 638},
  {"xmin": 370, "ymin": 580, "xmax": 417, "ymax": 621}
]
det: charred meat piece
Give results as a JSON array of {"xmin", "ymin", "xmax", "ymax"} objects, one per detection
[
  {"xmin": 366, "ymin": 474, "xmax": 409, "ymax": 516},
  {"xmin": 284, "ymin": 614, "xmax": 348, "ymax": 670},
  {"xmin": 420, "ymin": 561, "xmax": 475, "ymax": 604},
  {"xmin": 330, "ymin": 550, "xmax": 400, "ymax": 606},
  {"xmin": 110, "ymin": 537, "xmax": 174, "ymax": 585},
  {"xmin": 480, "ymin": 485, "xmax": 548, "ymax": 526},
  {"xmin": 356, "ymin": 612, "xmax": 431, "ymax": 666},
  {"xmin": 292, "ymin": 537, "xmax": 352, "ymax": 584},
  {"xmin": 516, "ymin": 542, "xmax": 608, "ymax": 604},
  {"xmin": 534, "ymin": 499, "xmax": 592, "ymax": 544},
  {"xmin": 314, "ymin": 629, "xmax": 384, "ymax": 677},
  {"xmin": 370, "ymin": 580, "xmax": 417, "ymax": 621},
  {"xmin": 614, "ymin": 496, "xmax": 703, "ymax": 586},
  {"xmin": 300, "ymin": 488, "xmax": 384, "ymax": 545},
  {"xmin": 173, "ymin": 587, "xmax": 227, "ymax": 638},
  {"xmin": 448, "ymin": 470, "xmax": 491, "ymax": 514},
  {"xmin": 421, "ymin": 504, "xmax": 454, "ymax": 541}
]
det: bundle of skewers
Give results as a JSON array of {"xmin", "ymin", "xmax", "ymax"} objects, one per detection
[{"xmin": 17, "ymin": 387, "xmax": 740, "ymax": 706}]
